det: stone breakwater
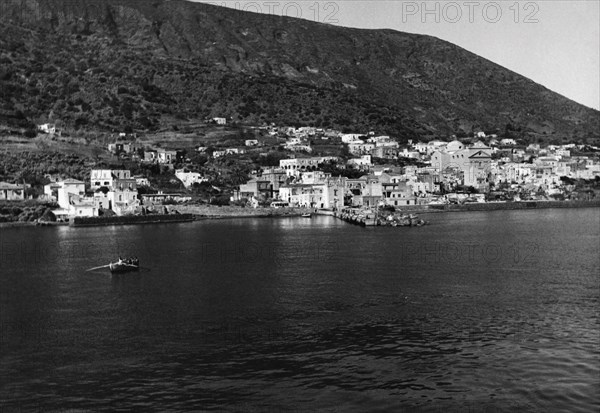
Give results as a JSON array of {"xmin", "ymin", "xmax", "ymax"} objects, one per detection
[
  {"xmin": 70, "ymin": 214, "xmax": 194, "ymax": 227},
  {"xmin": 172, "ymin": 205, "xmax": 313, "ymax": 218}
]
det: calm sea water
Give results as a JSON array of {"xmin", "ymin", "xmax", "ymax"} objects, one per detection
[{"xmin": 0, "ymin": 208, "xmax": 599, "ymax": 412}]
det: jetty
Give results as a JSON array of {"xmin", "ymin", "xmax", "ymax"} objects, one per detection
[
  {"xmin": 334, "ymin": 208, "xmax": 378, "ymax": 227},
  {"xmin": 335, "ymin": 207, "xmax": 427, "ymax": 227}
]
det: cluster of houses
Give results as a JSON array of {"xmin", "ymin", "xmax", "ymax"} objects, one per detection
[
  {"xmin": 36, "ymin": 168, "xmax": 197, "ymax": 219},
  {"xmin": 232, "ymin": 158, "xmax": 437, "ymax": 209},
  {"xmin": 231, "ymin": 163, "xmax": 346, "ymax": 209},
  {"xmin": 229, "ymin": 130, "xmax": 600, "ymax": 208},
  {"xmin": 41, "ymin": 170, "xmax": 140, "ymax": 219},
  {"xmin": 3, "ymin": 124, "xmax": 598, "ymax": 215}
]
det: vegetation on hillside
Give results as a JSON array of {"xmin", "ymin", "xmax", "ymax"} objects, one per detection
[{"xmin": 0, "ymin": 0, "xmax": 597, "ymax": 144}]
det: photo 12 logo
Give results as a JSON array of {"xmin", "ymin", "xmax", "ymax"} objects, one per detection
[
  {"xmin": 401, "ymin": 1, "xmax": 540, "ymax": 24},
  {"xmin": 206, "ymin": 1, "xmax": 340, "ymax": 23}
]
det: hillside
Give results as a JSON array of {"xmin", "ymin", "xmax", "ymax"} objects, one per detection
[{"xmin": 0, "ymin": 0, "xmax": 598, "ymax": 143}]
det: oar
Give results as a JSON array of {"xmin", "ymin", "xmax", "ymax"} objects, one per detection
[{"xmin": 86, "ymin": 264, "xmax": 111, "ymax": 272}]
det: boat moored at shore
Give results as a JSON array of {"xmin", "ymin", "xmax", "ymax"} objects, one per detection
[{"xmin": 335, "ymin": 207, "xmax": 428, "ymax": 227}]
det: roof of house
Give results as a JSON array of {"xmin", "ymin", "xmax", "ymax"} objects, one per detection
[
  {"xmin": 0, "ymin": 182, "xmax": 24, "ymax": 190},
  {"xmin": 61, "ymin": 179, "xmax": 85, "ymax": 184}
]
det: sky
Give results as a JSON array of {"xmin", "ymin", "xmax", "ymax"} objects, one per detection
[{"xmin": 195, "ymin": 0, "xmax": 600, "ymax": 110}]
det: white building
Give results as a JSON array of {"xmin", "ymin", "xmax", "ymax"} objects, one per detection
[
  {"xmin": 500, "ymin": 138, "xmax": 517, "ymax": 146},
  {"xmin": 279, "ymin": 157, "xmax": 337, "ymax": 176},
  {"xmin": 45, "ymin": 179, "xmax": 98, "ymax": 217},
  {"xmin": 279, "ymin": 177, "xmax": 345, "ymax": 210},
  {"xmin": 347, "ymin": 155, "xmax": 373, "ymax": 169},
  {"xmin": 90, "ymin": 170, "xmax": 138, "ymax": 215},
  {"xmin": 175, "ymin": 169, "xmax": 208, "ymax": 188},
  {"xmin": 37, "ymin": 123, "xmax": 56, "ymax": 134},
  {"xmin": 348, "ymin": 142, "xmax": 375, "ymax": 155},
  {"xmin": 1, "ymin": 182, "xmax": 28, "ymax": 201},
  {"xmin": 341, "ymin": 134, "xmax": 364, "ymax": 143}
]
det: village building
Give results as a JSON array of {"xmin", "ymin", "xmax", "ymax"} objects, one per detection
[
  {"xmin": 175, "ymin": 169, "xmax": 207, "ymax": 188},
  {"xmin": 381, "ymin": 180, "xmax": 418, "ymax": 206},
  {"xmin": 258, "ymin": 168, "xmax": 288, "ymax": 197},
  {"xmin": 347, "ymin": 155, "xmax": 373, "ymax": 170},
  {"xmin": 144, "ymin": 149, "xmax": 178, "ymax": 164},
  {"xmin": 134, "ymin": 176, "xmax": 151, "ymax": 187},
  {"xmin": 279, "ymin": 157, "xmax": 338, "ymax": 177},
  {"xmin": 231, "ymin": 179, "xmax": 273, "ymax": 204},
  {"xmin": 500, "ymin": 138, "xmax": 517, "ymax": 146},
  {"xmin": 399, "ymin": 148, "xmax": 421, "ymax": 159},
  {"xmin": 348, "ymin": 142, "xmax": 375, "ymax": 155},
  {"xmin": 345, "ymin": 175, "xmax": 383, "ymax": 207},
  {"xmin": 371, "ymin": 147, "xmax": 399, "ymax": 160},
  {"xmin": 425, "ymin": 140, "xmax": 448, "ymax": 155},
  {"xmin": 90, "ymin": 170, "xmax": 138, "ymax": 215},
  {"xmin": 43, "ymin": 179, "xmax": 98, "ymax": 218},
  {"xmin": 213, "ymin": 148, "xmax": 246, "ymax": 158},
  {"xmin": 37, "ymin": 123, "xmax": 57, "ymax": 134},
  {"xmin": 430, "ymin": 141, "xmax": 492, "ymax": 191},
  {"xmin": 108, "ymin": 142, "xmax": 141, "ymax": 156},
  {"xmin": 231, "ymin": 168, "xmax": 289, "ymax": 204},
  {"xmin": 0, "ymin": 182, "xmax": 28, "ymax": 201},
  {"xmin": 278, "ymin": 176, "xmax": 345, "ymax": 209},
  {"xmin": 341, "ymin": 134, "xmax": 364, "ymax": 143}
]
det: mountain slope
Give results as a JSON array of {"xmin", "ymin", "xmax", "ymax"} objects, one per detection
[{"xmin": 0, "ymin": 0, "xmax": 598, "ymax": 142}]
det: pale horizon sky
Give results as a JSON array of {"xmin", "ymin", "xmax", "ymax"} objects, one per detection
[{"xmin": 195, "ymin": 0, "xmax": 600, "ymax": 110}]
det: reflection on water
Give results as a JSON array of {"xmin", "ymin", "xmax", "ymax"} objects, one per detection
[{"xmin": 1, "ymin": 208, "xmax": 599, "ymax": 412}]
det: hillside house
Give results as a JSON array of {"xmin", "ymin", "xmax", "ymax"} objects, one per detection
[
  {"xmin": 347, "ymin": 155, "xmax": 373, "ymax": 170},
  {"xmin": 348, "ymin": 142, "xmax": 375, "ymax": 155},
  {"xmin": 157, "ymin": 149, "xmax": 177, "ymax": 164},
  {"xmin": 37, "ymin": 123, "xmax": 57, "ymax": 134},
  {"xmin": 134, "ymin": 176, "xmax": 151, "ymax": 187},
  {"xmin": 279, "ymin": 157, "xmax": 337, "ymax": 177},
  {"xmin": 175, "ymin": 169, "xmax": 208, "ymax": 188},
  {"xmin": 341, "ymin": 134, "xmax": 364, "ymax": 143},
  {"xmin": 500, "ymin": 138, "xmax": 517, "ymax": 146},
  {"xmin": 0, "ymin": 182, "xmax": 28, "ymax": 201}
]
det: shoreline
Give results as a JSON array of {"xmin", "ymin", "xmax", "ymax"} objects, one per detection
[
  {"xmin": 398, "ymin": 199, "xmax": 600, "ymax": 216},
  {"xmin": 0, "ymin": 201, "xmax": 598, "ymax": 228},
  {"xmin": 177, "ymin": 206, "xmax": 314, "ymax": 221}
]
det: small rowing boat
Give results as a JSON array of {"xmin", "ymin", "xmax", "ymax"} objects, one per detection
[
  {"xmin": 109, "ymin": 257, "xmax": 140, "ymax": 274},
  {"xmin": 301, "ymin": 213, "xmax": 312, "ymax": 218}
]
